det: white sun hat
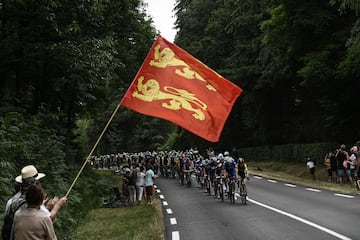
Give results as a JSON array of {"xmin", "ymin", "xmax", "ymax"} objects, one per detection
[{"xmin": 15, "ymin": 165, "xmax": 46, "ymax": 183}]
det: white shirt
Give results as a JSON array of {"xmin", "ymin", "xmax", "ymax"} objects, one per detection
[{"xmin": 307, "ymin": 161, "xmax": 315, "ymax": 169}]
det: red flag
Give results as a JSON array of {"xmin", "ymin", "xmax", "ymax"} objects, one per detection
[{"xmin": 120, "ymin": 36, "xmax": 243, "ymax": 142}]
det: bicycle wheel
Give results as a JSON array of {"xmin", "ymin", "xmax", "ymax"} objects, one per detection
[
  {"xmin": 206, "ymin": 178, "xmax": 211, "ymax": 195},
  {"xmin": 220, "ymin": 183, "xmax": 224, "ymax": 202},
  {"xmin": 240, "ymin": 185, "xmax": 247, "ymax": 205},
  {"xmin": 229, "ymin": 183, "xmax": 235, "ymax": 204}
]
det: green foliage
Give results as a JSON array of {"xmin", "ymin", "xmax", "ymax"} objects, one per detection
[
  {"xmin": 0, "ymin": 0, "xmax": 160, "ymax": 238},
  {"xmin": 238, "ymin": 142, "xmax": 338, "ymax": 164}
]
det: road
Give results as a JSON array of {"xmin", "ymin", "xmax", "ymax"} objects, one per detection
[{"xmin": 155, "ymin": 174, "xmax": 359, "ymax": 240}]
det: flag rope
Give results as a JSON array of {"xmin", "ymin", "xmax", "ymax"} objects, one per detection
[{"xmin": 65, "ymin": 103, "xmax": 121, "ymax": 198}]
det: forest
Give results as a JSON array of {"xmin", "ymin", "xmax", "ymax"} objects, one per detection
[{"xmin": 1, "ymin": 0, "xmax": 359, "ymax": 238}]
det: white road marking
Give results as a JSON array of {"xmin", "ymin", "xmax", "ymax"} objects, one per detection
[
  {"xmin": 166, "ymin": 208, "xmax": 173, "ymax": 214},
  {"xmin": 172, "ymin": 231, "xmax": 180, "ymax": 240},
  {"xmin": 170, "ymin": 217, "xmax": 177, "ymax": 225},
  {"xmin": 154, "ymin": 185, "xmax": 158, "ymax": 189},
  {"xmin": 156, "ymin": 189, "xmax": 161, "ymax": 193},
  {"xmin": 159, "ymin": 194, "xmax": 165, "ymax": 199},
  {"xmin": 285, "ymin": 183, "xmax": 297, "ymax": 188},
  {"xmin": 267, "ymin": 179, "xmax": 277, "ymax": 183},
  {"xmin": 248, "ymin": 197, "xmax": 351, "ymax": 240},
  {"xmin": 334, "ymin": 193, "xmax": 354, "ymax": 199},
  {"xmin": 305, "ymin": 188, "xmax": 321, "ymax": 192},
  {"xmin": 253, "ymin": 176, "xmax": 263, "ymax": 179},
  {"xmin": 162, "ymin": 201, "xmax": 168, "ymax": 206}
]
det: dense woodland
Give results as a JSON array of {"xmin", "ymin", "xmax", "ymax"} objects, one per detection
[{"xmin": 1, "ymin": 0, "xmax": 359, "ymax": 238}]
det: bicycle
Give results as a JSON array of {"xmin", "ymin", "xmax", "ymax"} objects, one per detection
[
  {"xmin": 227, "ymin": 177, "xmax": 236, "ymax": 204},
  {"xmin": 238, "ymin": 177, "xmax": 248, "ymax": 205},
  {"xmin": 205, "ymin": 174, "xmax": 211, "ymax": 195},
  {"xmin": 217, "ymin": 175, "xmax": 225, "ymax": 202},
  {"xmin": 184, "ymin": 169, "xmax": 192, "ymax": 187}
]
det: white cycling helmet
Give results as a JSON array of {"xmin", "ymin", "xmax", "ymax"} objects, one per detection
[
  {"xmin": 217, "ymin": 153, "xmax": 224, "ymax": 160},
  {"xmin": 224, "ymin": 151, "xmax": 229, "ymax": 156}
]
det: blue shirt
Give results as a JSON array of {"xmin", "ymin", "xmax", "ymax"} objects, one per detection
[{"xmin": 144, "ymin": 169, "xmax": 155, "ymax": 187}]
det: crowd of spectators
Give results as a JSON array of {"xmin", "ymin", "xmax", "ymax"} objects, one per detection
[{"xmin": 323, "ymin": 142, "xmax": 360, "ymax": 193}]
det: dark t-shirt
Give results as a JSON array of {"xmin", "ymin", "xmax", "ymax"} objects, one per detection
[{"xmin": 336, "ymin": 151, "xmax": 347, "ymax": 170}]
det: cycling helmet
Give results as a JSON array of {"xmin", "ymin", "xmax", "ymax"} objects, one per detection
[
  {"xmin": 224, "ymin": 151, "xmax": 229, "ymax": 156},
  {"xmin": 238, "ymin": 157, "xmax": 244, "ymax": 163},
  {"xmin": 217, "ymin": 153, "xmax": 224, "ymax": 160}
]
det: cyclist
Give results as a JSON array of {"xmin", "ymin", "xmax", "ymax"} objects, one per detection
[
  {"xmin": 224, "ymin": 151, "xmax": 236, "ymax": 197},
  {"xmin": 183, "ymin": 158, "xmax": 194, "ymax": 186},
  {"xmin": 209, "ymin": 157, "xmax": 217, "ymax": 195},
  {"xmin": 237, "ymin": 157, "xmax": 249, "ymax": 194},
  {"xmin": 215, "ymin": 154, "xmax": 226, "ymax": 199}
]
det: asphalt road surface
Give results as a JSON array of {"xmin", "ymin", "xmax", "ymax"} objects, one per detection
[{"xmin": 155, "ymin": 174, "xmax": 359, "ymax": 240}]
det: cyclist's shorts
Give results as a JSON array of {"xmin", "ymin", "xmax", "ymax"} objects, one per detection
[
  {"xmin": 227, "ymin": 170, "xmax": 236, "ymax": 180},
  {"xmin": 229, "ymin": 173, "xmax": 236, "ymax": 180},
  {"xmin": 238, "ymin": 172, "xmax": 246, "ymax": 179}
]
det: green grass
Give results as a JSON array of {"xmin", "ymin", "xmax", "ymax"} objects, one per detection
[
  {"xmin": 248, "ymin": 160, "xmax": 358, "ymax": 195},
  {"xmin": 73, "ymin": 203, "xmax": 164, "ymax": 240},
  {"xmin": 73, "ymin": 170, "xmax": 164, "ymax": 240}
]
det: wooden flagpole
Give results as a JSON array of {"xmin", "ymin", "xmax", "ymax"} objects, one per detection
[{"xmin": 65, "ymin": 103, "xmax": 121, "ymax": 198}]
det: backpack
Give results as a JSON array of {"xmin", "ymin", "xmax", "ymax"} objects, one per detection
[{"xmin": 1, "ymin": 200, "xmax": 26, "ymax": 240}]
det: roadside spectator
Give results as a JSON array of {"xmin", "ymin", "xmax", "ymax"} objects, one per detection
[
  {"xmin": 324, "ymin": 148, "xmax": 338, "ymax": 182},
  {"xmin": 136, "ymin": 166, "xmax": 146, "ymax": 205},
  {"xmin": 355, "ymin": 141, "xmax": 360, "ymax": 192},
  {"xmin": 5, "ymin": 179, "xmax": 22, "ymax": 216},
  {"xmin": 336, "ymin": 144, "xmax": 348, "ymax": 185},
  {"xmin": 329, "ymin": 149, "xmax": 338, "ymax": 183},
  {"xmin": 306, "ymin": 157, "xmax": 316, "ymax": 180},
  {"xmin": 144, "ymin": 165, "xmax": 158, "ymax": 205},
  {"xmin": 324, "ymin": 152, "xmax": 332, "ymax": 182},
  {"xmin": 5, "ymin": 165, "xmax": 67, "ymax": 224},
  {"xmin": 349, "ymin": 146, "xmax": 357, "ymax": 181},
  {"xmin": 13, "ymin": 184, "xmax": 57, "ymax": 240},
  {"xmin": 123, "ymin": 168, "xmax": 136, "ymax": 206}
]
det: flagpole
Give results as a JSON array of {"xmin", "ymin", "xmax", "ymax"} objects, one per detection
[{"xmin": 65, "ymin": 103, "xmax": 121, "ymax": 198}]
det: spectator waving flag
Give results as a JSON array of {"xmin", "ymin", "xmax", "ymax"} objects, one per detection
[{"xmin": 120, "ymin": 36, "xmax": 243, "ymax": 142}]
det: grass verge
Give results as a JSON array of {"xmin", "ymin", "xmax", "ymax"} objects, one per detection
[
  {"xmin": 72, "ymin": 170, "xmax": 164, "ymax": 240},
  {"xmin": 248, "ymin": 160, "xmax": 358, "ymax": 195}
]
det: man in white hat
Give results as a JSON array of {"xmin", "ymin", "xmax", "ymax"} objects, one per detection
[
  {"xmin": 4, "ymin": 165, "xmax": 67, "ymax": 223},
  {"xmin": 15, "ymin": 165, "xmax": 46, "ymax": 183}
]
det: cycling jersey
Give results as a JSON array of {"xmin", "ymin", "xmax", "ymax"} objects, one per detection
[
  {"xmin": 238, "ymin": 163, "xmax": 248, "ymax": 179},
  {"xmin": 224, "ymin": 158, "xmax": 236, "ymax": 179},
  {"xmin": 215, "ymin": 162, "xmax": 224, "ymax": 177}
]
